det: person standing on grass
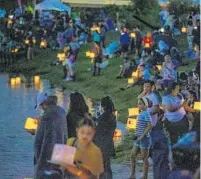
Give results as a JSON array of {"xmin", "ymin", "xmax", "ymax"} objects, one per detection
[
  {"xmin": 130, "ymin": 97, "xmax": 152, "ymax": 179},
  {"xmin": 119, "ymin": 26, "xmax": 130, "ymax": 57},
  {"xmin": 92, "ymin": 41, "xmax": 102, "ymax": 76},
  {"xmin": 94, "ymin": 96, "xmax": 117, "ymax": 179},
  {"xmin": 187, "ymin": 20, "xmax": 194, "ymax": 51}
]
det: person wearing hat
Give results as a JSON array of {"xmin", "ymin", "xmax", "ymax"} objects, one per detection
[
  {"xmin": 130, "ymin": 97, "xmax": 152, "ymax": 179},
  {"xmin": 34, "ymin": 94, "xmax": 67, "ymax": 179}
]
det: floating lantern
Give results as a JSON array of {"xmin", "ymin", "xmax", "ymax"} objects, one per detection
[
  {"xmin": 181, "ymin": 26, "xmax": 187, "ymax": 33},
  {"xmin": 144, "ymin": 43, "xmax": 151, "ymax": 48},
  {"xmin": 114, "ymin": 129, "xmax": 122, "ymax": 137},
  {"xmin": 86, "ymin": 51, "xmax": 91, "ymax": 57},
  {"xmin": 127, "ymin": 118, "xmax": 137, "ymax": 129},
  {"xmin": 34, "ymin": 76, "xmax": 40, "ymax": 84},
  {"xmin": 156, "ymin": 65, "xmax": 162, "ymax": 71},
  {"xmin": 128, "ymin": 108, "xmax": 139, "ymax": 116},
  {"xmin": 130, "ymin": 33, "xmax": 136, "ymax": 38},
  {"xmin": 15, "ymin": 77, "xmax": 21, "ymax": 84},
  {"xmin": 132, "ymin": 71, "xmax": 138, "ymax": 77},
  {"xmin": 24, "ymin": 117, "xmax": 38, "ymax": 130},
  {"xmin": 10, "ymin": 78, "xmax": 16, "ymax": 85},
  {"xmin": 8, "ymin": 19, "xmax": 13, "ymax": 24},
  {"xmin": 25, "ymin": 39, "xmax": 29, "ymax": 45},
  {"xmin": 40, "ymin": 40, "xmax": 47, "ymax": 48},
  {"xmin": 89, "ymin": 53, "xmax": 95, "ymax": 58},
  {"xmin": 128, "ymin": 78, "xmax": 134, "ymax": 84},
  {"xmin": 193, "ymin": 102, "xmax": 200, "ymax": 111}
]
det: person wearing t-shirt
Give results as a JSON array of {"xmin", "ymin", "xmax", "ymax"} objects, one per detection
[
  {"xmin": 130, "ymin": 97, "xmax": 152, "ymax": 179},
  {"xmin": 162, "ymin": 82, "xmax": 189, "ymax": 144},
  {"xmin": 187, "ymin": 20, "xmax": 194, "ymax": 50}
]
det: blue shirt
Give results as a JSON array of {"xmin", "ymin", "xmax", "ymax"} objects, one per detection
[
  {"xmin": 142, "ymin": 69, "xmax": 151, "ymax": 81},
  {"xmin": 162, "ymin": 94, "xmax": 186, "ymax": 122},
  {"xmin": 93, "ymin": 31, "xmax": 101, "ymax": 42},
  {"xmin": 135, "ymin": 111, "xmax": 152, "ymax": 136},
  {"xmin": 120, "ymin": 33, "xmax": 130, "ymax": 45}
]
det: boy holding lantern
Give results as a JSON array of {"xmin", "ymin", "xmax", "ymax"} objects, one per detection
[{"xmin": 130, "ymin": 97, "xmax": 152, "ymax": 179}]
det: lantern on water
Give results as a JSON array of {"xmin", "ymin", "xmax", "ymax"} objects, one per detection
[
  {"xmin": 128, "ymin": 78, "xmax": 134, "ymax": 84},
  {"xmin": 114, "ymin": 129, "xmax": 122, "ymax": 137},
  {"xmin": 181, "ymin": 26, "xmax": 187, "ymax": 33},
  {"xmin": 193, "ymin": 102, "xmax": 200, "ymax": 111},
  {"xmin": 127, "ymin": 118, "xmax": 137, "ymax": 129},
  {"xmin": 130, "ymin": 33, "xmax": 136, "ymax": 38},
  {"xmin": 15, "ymin": 77, "xmax": 21, "ymax": 84},
  {"xmin": 34, "ymin": 76, "xmax": 40, "ymax": 84},
  {"xmin": 128, "ymin": 108, "xmax": 139, "ymax": 116},
  {"xmin": 86, "ymin": 51, "xmax": 91, "ymax": 57},
  {"xmin": 132, "ymin": 71, "xmax": 138, "ymax": 77},
  {"xmin": 25, "ymin": 39, "xmax": 30, "ymax": 45},
  {"xmin": 90, "ymin": 53, "xmax": 95, "ymax": 58},
  {"xmin": 10, "ymin": 78, "xmax": 16, "ymax": 85},
  {"xmin": 24, "ymin": 117, "xmax": 38, "ymax": 130},
  {"xmin": 156, "ymin": 65, "xmax": 162, "ymax": 71},
  {"xmin": 144, "ymin": 43, "xmax": 151, "ymax": 48}
]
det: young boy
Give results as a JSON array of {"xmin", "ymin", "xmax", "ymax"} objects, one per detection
[{"xmin": 130, "ymin": 97, "xmax": 152, "ymax": 179}]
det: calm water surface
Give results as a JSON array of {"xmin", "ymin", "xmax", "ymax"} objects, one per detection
[{"xmin": 0, "ymin": 73, "xmax": 126, "ymax": 179}]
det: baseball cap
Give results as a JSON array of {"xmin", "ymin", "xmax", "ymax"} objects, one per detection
[{"xmin": 35, "ymin": 92, "xmax": 48, "ymax": 109}]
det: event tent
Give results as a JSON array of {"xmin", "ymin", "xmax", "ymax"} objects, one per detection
[{"xmin": 35, "ymin": 0, "xmax": 71, "ymax": 13}]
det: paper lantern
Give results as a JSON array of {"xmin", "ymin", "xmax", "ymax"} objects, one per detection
[
  {"xmin": 193, "ymin": 102, "xmax": 200, "ymax": 111},
  {"xmin": 128, "ymin": 108, "xmax": 139, "ymax": 116},
  {"xmin": 127, "ymin": 118, "xmax": 137, "ymax": 129},
  {"xmin": 132, "ymin": 71, "xmax": 138, "ymax": 77},
  {"xmin": 114, "ymin": 129, "xmax": 122, "ymax": 137},
  {"xmin": 15, "ymin": 77, "xmax": 21, "ymax": 84},
  {"xmin": 25, "ymin": 39, "xmax": 29, "ymax": 45},
  {"xmin": 10, "ymin": 78, "xmax": 16, "ymax": 85},
  {"xmin": 34, "ymin": 76, "xmax": 40, "ymax": 84},
  {"xmin": 144, "ymin": 43, "xmax": 151, "ymax": 48},
  {"xmin": 160, "ymin": 28, "xmax": 165, "ymax": 33},
  {"xmin": 8, "ymin": 19, "xmax": 13, "ymax": 24},
  {"xmin": 24, "ymin": 117, "xmax": 38, "ymax": 130},
  {"xmin": 86, "ymin": 51, "xmax": 91, "ymax": 57},
  {"xmin": 57, "ymin": 53, "xmax": 66, "ymax": 62},
  {"xmin": 113, "ymin": 136, "xmax": 121, "ymax": 143},
  {"xmin": 32, "ymin": 39, "xmax": 36, "ymax": 44},
  {"xmin": 181, "ymin": 26, "xmax": 187, "ymax": 33},
  {"xmin": 130, "ymin": 33, "xmax": 136, "ymax": 38},
  {"xmin": 128, "ymin": 78, "xmax": 134, "ymax": 84},
  {"xmin": 90, "ymin": 53, "xmax": 95, "ymax": 58},
  {"xmin": 156, "ymin": 65, "xmax": 162, "ymax": 71},
  {"xmin": 40, "ymin": 41, "xmax": 47, "ymax": 48}
]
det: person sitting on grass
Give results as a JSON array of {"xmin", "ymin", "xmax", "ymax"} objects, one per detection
[
  {"xmin": 130, "ymin": 97, "xmax": 152, "ymax": 179},
  {"xmin": 65, "ymin": 118, "xmax": 104, "ymax": 179}
]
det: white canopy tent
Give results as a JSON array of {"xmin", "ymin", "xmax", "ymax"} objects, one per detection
[{"xmin": 35, "ymin": 0, "xmax": 71, "ymax": 13}]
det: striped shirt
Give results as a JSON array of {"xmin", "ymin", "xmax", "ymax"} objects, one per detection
[{"xmin": 135, "ymin": 110, "xmax": 152, "ymax": 137}]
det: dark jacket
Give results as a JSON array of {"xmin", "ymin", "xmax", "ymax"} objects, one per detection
[
  {"xmin": 67, "ymin": 111, "xmax": 85, "ymax": 138},
  {"xmin": 93, "ymin": 111, "xmax": 117, "ymax": 157},
  {"xmin": 34, "ymin": 105, "xmax": 67, "ymax": 179}
]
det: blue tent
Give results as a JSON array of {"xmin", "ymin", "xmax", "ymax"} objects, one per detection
[{"xmin": 35, "ymin": 0, "xmax": 71, "ymax": 13}]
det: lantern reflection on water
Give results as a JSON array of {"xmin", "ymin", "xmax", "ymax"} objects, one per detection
[
  {"xmin": 15, "ymin": 77, "xmax": 21, "ymax": 84},
  {"xmin": 24, "ymin": 118, "xmax": 38, "ymax": 130},
  {"xmin": 127, "ymin": 118, "xmax": 137, "ymax": 130},
  {"xmin": 193, "ymin": 102, "xmax": 200, "ymax": 111}
]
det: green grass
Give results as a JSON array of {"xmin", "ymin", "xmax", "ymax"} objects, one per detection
[{"xmin": 6, "ymin": 32, "xmax": 197, "ymax": 163}]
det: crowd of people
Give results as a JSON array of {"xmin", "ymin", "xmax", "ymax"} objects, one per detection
[{"xmin": 0, "ymin": 3, "xmax": 200, "ymax": 179}]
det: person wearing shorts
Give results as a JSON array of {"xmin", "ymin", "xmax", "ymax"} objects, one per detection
[
  {"xmin": 120, "ymin": 27, "xmax": 130, "ymax": 56},
  {"xmin": 130, "ymin": 97, "xmax": 152, "ymax": 179}
]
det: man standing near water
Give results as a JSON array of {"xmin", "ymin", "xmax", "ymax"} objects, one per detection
[{"xmin": 34, "ymin": 95, "xmax": 67, "ymax": 179}]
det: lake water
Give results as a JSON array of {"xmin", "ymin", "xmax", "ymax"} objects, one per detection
[{"xmin": 0, "ymin": 73, "xmax": 126, "ymax": 178}]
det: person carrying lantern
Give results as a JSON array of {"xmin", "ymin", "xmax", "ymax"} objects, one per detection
[{"xmin": 143, "ymin": 32, "xmax": 153, "ymax": 49}]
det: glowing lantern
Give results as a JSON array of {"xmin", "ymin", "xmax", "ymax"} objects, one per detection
[
  {"xmin": 86, "ymin": 51, "xmax": 91, "ymax": 57},
  {"xmin": 193, "ymin": 102, "xmax": 200, "ymax": 111},
  {"xmin": 15, "ymin": 77, "xmax": 21, "ymax": 84},
  {"xmin": 89, "ymin": 53, "xmax": 95, "ymax": 58},
  {"xmin": 113, "ymin": 136, "xmax": 121, "ymax": 143},
  {"xmin": 127, "ymin": 118, "xmax": 137, "ymax": 129},
  {"xmin": 156, "ymin": 65, "xmax": 162, "ymax": 71},
  {"xmin": 114, "ymin": 129, "xmax": 122, "ymax": 137},
  {"xmin": 40, "ymin": 40, "xmax": 47, "ymax": 48},
  {"xmin": 32, "ymin": 39, "xmax": 36, "ymax": 44},
  {"xmin": 10, "ymin": 78, "xmax": 16, "ymax": 85},
  {"xmin": 132, "ymin": 71, "xmax": 138, "ymax": 77},
  {"xmin": 144, "ymin": 43, "xmax": 151, "ymax": 48},
  {"xmin": 8, "ymin": 19, "xmax": 13, "ymax": 24},
  {"xmin": 57, "ymin": 53, "xmax": 66, "ymax": 62},
  {"xmin": 160, "ymin": 28, "xmax": 165, "ymax": 33},
  {"xmin": 128, "ymin": 108, "xmax": 139, "ymax": 116},
  {"xmin": 130, "ymin": 33, "xmax": 136, "ymax": 38},
  {"xmin": 34, "ymin": 76, "xmax": 40, "ymax": 84},
  {"xmin": 24, "ymin": 117, "xmax": 38, "ymax": 130},
  {"xmin": 128, "ymin": 78, "xmax": 134, "ymax": 84},
  {"xmin": 181, "ymin": 26, "xmax": 187, "ymax": 33},
  {"xmin": 25, "ymin": 39, "xmax": 29, "ymax": 45},
  {"xmin": 91, "ymin": 27, "xmax": 100, "ymax": 32}
]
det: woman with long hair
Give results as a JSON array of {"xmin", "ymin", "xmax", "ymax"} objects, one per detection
[
  {"xmin": 94, "ymin": 96, "xmax": 117, "ymax": 179},
  {"xmin": 67, "ymin": 92, "xmax": 89, "ymax": 138}
]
